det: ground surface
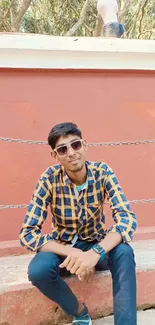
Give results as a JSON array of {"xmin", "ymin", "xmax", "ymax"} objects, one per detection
[{"xmin": 67, "ymin": 310, "xmax": 155, "ymax": 325}]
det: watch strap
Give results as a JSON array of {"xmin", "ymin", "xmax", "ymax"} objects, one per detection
[{"xmin": 92, "ymin": 244, "xmax": 105, "ymax": 262}]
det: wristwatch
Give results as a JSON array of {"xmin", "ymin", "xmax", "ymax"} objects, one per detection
[{"xmin": 92, "ymin": 243, "xmax": 105, "ymax": 262}]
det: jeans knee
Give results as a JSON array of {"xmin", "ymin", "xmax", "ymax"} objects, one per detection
[
  {"xmin": 28, "ymin": 252, "xmax": 59, "ymax": 285},
  {"xmin": 111, "ymin": 243, "xmax": 135, "ymax": 265},
  {"xmin": 118, "ymin": 242, "xmax": 133, "ymax": 254}
]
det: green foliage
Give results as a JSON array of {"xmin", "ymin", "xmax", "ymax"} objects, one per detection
[{"xmin": 1, "ymin": 0, "xmax": 155, "ymax": 39}]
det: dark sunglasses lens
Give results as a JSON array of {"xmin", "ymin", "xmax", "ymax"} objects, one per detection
[
  {"xmin": 57, "ymin": 146, "xmax": 67, "ymax": 156},
  {"xmin": 71, "ymin": 140, "xmax": 82, "ymax": 151}
]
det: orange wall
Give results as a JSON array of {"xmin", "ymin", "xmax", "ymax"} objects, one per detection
[{"xmin": 0, "ymin": 69, "xmax": 155, "ymax": 241}]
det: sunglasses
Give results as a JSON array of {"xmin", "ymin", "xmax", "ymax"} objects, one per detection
[{"xmin": 54, "ymin": 139, "xmax": 83, "ymax": 156}]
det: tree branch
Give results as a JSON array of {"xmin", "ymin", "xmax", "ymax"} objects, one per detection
[
  {"xmin": 137, "ymin": 0, "xmax": 149, "ymax": 39},
  {"xmin": 93, "ymin": 14, "xmax": 103, "ymax": 36},
  {"xmin": 128, "ymin": 0, "xmax": 148, "ymax": 38},
  {"xmin": 66, "ymin": 0, "xmax": 91, "ymax": 36},
  {"xmin": 138, "ymin": 19, "xmax": 155, "ymax": 39},
  {"xmin": 0, "ymin": 18, "xmax": 11, "ymax": 32},
  {"xmin": 11, "ymin": 0, "xmax": 32, "ymax": 32},
  {"xmin": 0, "ymin": 0, "xmax": 15, "ymax": 31},
  {"xmin": 69, "ymin": 3, "xmax": 93, "ymax": 34},
  {"xmin": 3, "ymin": 0, "xmax": 15, "ymax": 19},
  {"xmin": 139, "ymin": 28, "xmax": 155, "ymax": 35},
  {"xmin": 148, "ymin": 32, "xmax": 154, "ymax": 40},
  {"xmin": 118, "ymin": 0, "xmax": 132, "ymax": 23}
]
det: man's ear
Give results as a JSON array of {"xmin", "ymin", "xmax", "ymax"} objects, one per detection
[
  {"xmin": 50, "ymin": 150, "xmax": 57, "ymax": 160},
  {"xmin": 83, "ymin": 139, "xmax": 88, "ymax": 151}
]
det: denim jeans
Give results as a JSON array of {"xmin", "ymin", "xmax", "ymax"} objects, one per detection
[{"xmin": 28, "ymin": 240, "xmax": 137, "ymax": 325}]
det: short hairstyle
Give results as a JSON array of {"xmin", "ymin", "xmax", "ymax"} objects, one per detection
[{"xmin": 47, "ymin": 122, "xmax": 82, "ymax": 149}]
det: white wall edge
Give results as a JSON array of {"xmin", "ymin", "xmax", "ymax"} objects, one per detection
[{"xmin": 0, "ymin": 33, "xmax": 155, "ymax": 70}]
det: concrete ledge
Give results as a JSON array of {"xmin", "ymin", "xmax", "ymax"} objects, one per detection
[
  {"xmin": 0, "ymin": 240, "xmax": 31, "ymax": 257},
  {"xmin": 0, "ymin": 33, "xmax": 155, "ymax": 70},
  {"xmin": 1, "ymin": 269, "xmax": 155, "ymax": 325},
  {"xmin": 134, "ymin": 227, "xmax": 155, "ymax": 241},
  {"xmin": 0, "ymin": 240, "xmax": 155, "ymax": 325}
]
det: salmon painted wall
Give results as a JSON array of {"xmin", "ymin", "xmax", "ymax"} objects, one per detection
[{"xmin": 0, "ymin": 69, "xmax": 155, "ymax": 241}]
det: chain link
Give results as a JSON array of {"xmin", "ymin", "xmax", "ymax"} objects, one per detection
[
  {"xmin": 88, "ymin": 139, "xmax": 155, "ymax": 147},
  {"xmin": 0, "ymin": 137, "xmax": 47, "ymax": 145},
  {"xmin": 1, "ymin": 136, "xmax": 155, "ymax": 147},
  {"xmin": 0, "ymin": 198, "xmax": 155, "ymax": 209},
  {"xmin": 129, "ymin": 198, "xmax": 155, "ymax": 204},
  {"xmin": 0, "ymin": 204, "xmax": 29, "ymax": 209}
]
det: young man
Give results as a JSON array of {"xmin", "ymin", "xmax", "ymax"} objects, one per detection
[{"xmin": 19, "ymin": 122, "xmax": 137, "ymax": 325}]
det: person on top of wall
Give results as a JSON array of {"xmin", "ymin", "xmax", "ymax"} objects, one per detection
[
  {"xmin": 97, "ymin": 0, "xmax": 124, "ymax": 37},
  {"xmin": 19, "ymin": 122, "xmax": 137, "ymax": 325}
]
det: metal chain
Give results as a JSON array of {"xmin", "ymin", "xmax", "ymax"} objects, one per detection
[
  {"xmin": 0, "ymin": 137, "xmax": 47, "ymax": 145},
  {"xmin": 129, "ymin": 198, "xmax": 155, "ymax": 204},
  {"xmin": 0, "ymin": 198, "xmax": 155, "ymax": 209},
  {"xmin": 0, "ymin": 204, "xmax": 29, "ymax": 209},
  {"xmin": 88, "ymin": 139, "xmax": 155, "ymax": 147},
  {"xmin": 0, "ymin": 136, "xmax": 155, "ymax": 147},
  {"xmin": 0, "ymin": 136, "xmax": 155, "ymax": 209}
]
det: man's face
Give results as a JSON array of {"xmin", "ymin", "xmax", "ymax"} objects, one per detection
[{"xmin": 53, "ymin": 134, "xmax": 87, "ymax": 173}]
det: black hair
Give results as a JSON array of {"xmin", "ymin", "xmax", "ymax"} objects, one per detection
[{"xmin": 47, "ymin": 122, "xmax": 82, "ymax": 149}]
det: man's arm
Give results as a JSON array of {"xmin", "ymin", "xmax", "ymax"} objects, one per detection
[
  {"xmin": 105, "ymin": 165, "xmax": 137, "ymax": 238},
  {"xmin": 98, "ymin": 164, "xmax": 137, "ymax": 252},
  {"xmin": 39, "ymin": 239, "xmax": 79, "ymax": 256},
  {"xmin": 19, "ymin": 176, "xmax": 53, "ymax": 252},
  {"xmin": 60, "ymin": 164, "xmax": 137, "ymax": 276},
  {"xmin": 19, "ymin": 175, "xmax": 78, "ymax": 256},
  {"xmin": 85, "ymin": 165, "xmax": 138, "ymax": 269}
]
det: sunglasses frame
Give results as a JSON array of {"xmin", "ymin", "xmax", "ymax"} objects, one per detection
[{"xmin": 54, "ymin": 139, "xmax": 84, "ymax": 156}]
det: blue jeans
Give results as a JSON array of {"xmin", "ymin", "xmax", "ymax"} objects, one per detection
[{"xmin": 28, "ymin": 240, "xmax": 137, "ymax": 325}]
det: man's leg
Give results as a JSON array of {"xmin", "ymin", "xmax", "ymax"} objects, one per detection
[
  {"xmin": 28, "ymin": 251, "xmax": 79, "ymax": 316},
  {"xmin": 97, "ymin": 0, "xmax": 124, "ymax": 37},
  {"xmin": 108, "ymin": 243, "xmax": 137, "ymax": 325}
]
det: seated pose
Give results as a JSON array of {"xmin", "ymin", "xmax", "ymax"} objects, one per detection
[
  {"xmin": 19, "ymin": 122, "xmax": 137, "ymax": 325},
  {"xmin": 97, "ymin": 0, "xmax": 124, "ymax": 37}
]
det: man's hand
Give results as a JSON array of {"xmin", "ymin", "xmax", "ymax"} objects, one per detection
[
  {"xmin": 59, "ymin": 249, "xmax": 99, "ymax": 275},
  {"xmin": 78, "ymin": 267, "xmax": 95, "ymax": 283}
]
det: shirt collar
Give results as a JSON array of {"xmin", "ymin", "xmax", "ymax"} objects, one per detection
[
  {"xmin": 61, "ymin": 161, "xmax": 95, "ymax": 186},
  {"xmin": 62, "ymin": 166, "xmax": 71, "ymax": 185}
]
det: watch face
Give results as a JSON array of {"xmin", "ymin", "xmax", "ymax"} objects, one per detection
[{"xmin": 94, "ymin": 244, "xmax": 103, "ymax": 254}]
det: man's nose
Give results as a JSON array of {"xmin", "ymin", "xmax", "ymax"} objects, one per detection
[{"xmin": 67, "ymin": 146, "xmax": 75, "ymax": 156}]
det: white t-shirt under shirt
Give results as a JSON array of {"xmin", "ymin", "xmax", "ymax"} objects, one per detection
[{"xmin": 71, "ymin": 179, "xmax": 88, "ymax": 246}]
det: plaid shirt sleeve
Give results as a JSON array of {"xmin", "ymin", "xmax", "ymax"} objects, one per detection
[
  {"xmin": 104, "ymin": 165, "xmax": 137, "ymax": 242},
  {"xmin": 19, "ymin": 177, "xmax": 53, "ymax": 252}
]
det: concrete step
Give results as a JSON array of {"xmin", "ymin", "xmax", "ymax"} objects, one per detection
[
  {"xmin": 0, "ymin": 240, "xmax": 155, "ymax": 325},
  {"xmin": 67, "ymin": 310, "xmax": 155, "ymax": 325},
  {"xmin": 0, "ymin": 226, "xmax": 155, "ymax": 257},
  {"xmin": 0, "ymin": 239, "xmax": 30, "ymax": 257}
]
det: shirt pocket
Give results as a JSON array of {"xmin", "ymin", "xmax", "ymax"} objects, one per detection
[{"xmin": 85, "ymin": 202, "xmax": 103, "ymax": 226}]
